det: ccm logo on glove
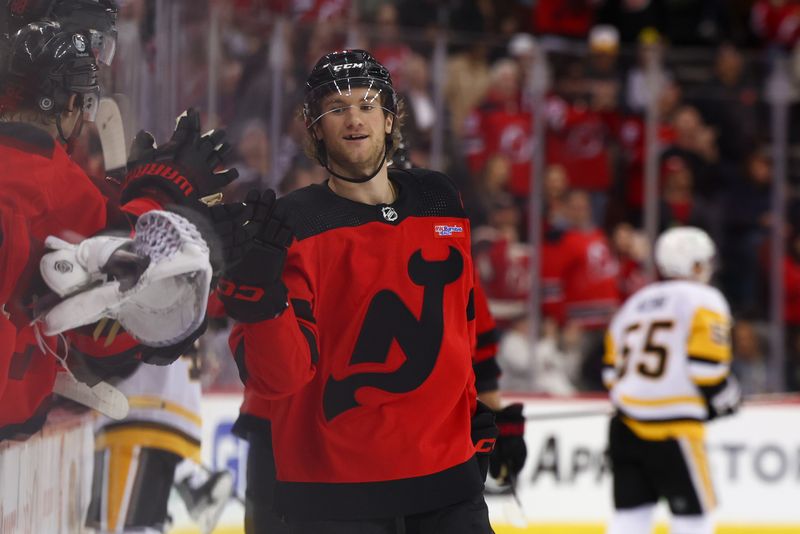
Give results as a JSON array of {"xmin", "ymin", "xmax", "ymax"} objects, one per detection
[{"xmin": 217, "ymin": 279, "xmax": 265, "ymax": 302}]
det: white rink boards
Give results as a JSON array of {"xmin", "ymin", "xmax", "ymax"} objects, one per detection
[{"xmin": 166, "ymin": 394, "xmax": 800, "ymax": 534}]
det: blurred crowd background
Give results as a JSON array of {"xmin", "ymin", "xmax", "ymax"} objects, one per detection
[{"xmin": 74, "ymin": 0, "xmax": 800, "ymax": 396}]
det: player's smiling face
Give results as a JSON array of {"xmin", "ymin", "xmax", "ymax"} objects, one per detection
[{"xmin": 315, "ymin": 88, "xmax": 393, "ymax": 179}]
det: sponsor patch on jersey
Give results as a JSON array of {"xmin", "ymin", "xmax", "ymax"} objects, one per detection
[{"xmin": 434, "ymin": 223, "xmax": 464, "ymax": 238}]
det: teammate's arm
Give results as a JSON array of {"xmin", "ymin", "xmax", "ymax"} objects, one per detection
[{"xmin": 218, "ymin": 191, "xmax": 317, "ymax": 398}]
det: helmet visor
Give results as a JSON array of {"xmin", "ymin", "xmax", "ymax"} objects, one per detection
[
  {"xmin": 89, "ymin": 28, "xmax": 116, "ymax": 66},
  {"xmin": 304, "ymin": 78, "xmax": 396, "ymax": 128}
]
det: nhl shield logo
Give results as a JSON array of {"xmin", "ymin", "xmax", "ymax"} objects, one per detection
[{"xmin": 381, "ymin": 206, "xmax": 398, "ymax": 222}]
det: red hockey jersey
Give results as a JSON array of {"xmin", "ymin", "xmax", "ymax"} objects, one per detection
[
  {"xmin": 0, "ymin": 122, "xmax": 106, "ymax": 432},
  {"xmin": 230, "ymin": 168, "xmax": 485, "ymax": 520},
  {"xmin": 559, "ymin": 229, "xmax": 621, "ymax": 329}
]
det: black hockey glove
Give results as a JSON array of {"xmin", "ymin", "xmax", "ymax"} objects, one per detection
[
  {"xmin": 701, "ymin": 375, "xmax": 742, "ymax": 421},
  {"xmin": 471, "ymin": 400, "xmax": 499, "ymax": 482},
  {"xmin": 489, "ymin": 403, "xmax": 527, "ymax": 485},
  {"xmin": 216, "ymin": 189, "xmax": 294, "ymax": 323},
  {"xmin": 207, "ymin": 193, "xmax": 259, "ymax": 274},
  {"xmin": 120, "ymin": 108, "xmax": 239, "ymax": 208}
]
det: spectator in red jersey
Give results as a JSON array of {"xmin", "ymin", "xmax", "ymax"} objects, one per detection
[
  {"xmin": 546, "ymin": 76, "xmax": 616, "ymax": 225},
  {"xmin": 751, "ymin": 0, "xmax": 800, "ymax": 49},
  {"xmin": 532, "ymin": 0, "xmax": 598, "ymax": 39},
  {"xmin": 464, "ymin": 58, "xmax": 535, "ymax": 198},
  {"xmin": 558, "ymin": 189, "xmax": 621, "ymax": 390},
  {"xmin": 784, "ymin": 230, "xmax": 800, "ymax": 390},
  {"xmin": 610, "ymin": 222, "xmax": 649, "ymax": 301},
  {"xmin": 473, "ymin": 194, "xmax": 532, "ymax": 329}
]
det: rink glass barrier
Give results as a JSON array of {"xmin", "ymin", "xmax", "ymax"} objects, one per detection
[{"xmin": 99, "ymin": 2, "xmax": 800, "ymax": 395}]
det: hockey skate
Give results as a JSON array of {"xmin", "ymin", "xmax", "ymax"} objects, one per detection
[{"xmin": 175, "ymin": 469, "xmax": 234, "ymax": 534}]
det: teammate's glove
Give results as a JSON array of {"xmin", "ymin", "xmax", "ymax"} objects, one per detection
[
  {"xmin": 120, "ymin": 108, "xmax": 239, "ymax": 208},
  {"xmin": 490, "ymin": 403, "xmax": 527, "ymax": 485},
  {"xmin": 701, "ymin": 375, "xmax": 742, "ymax": 421},
  {"xmin": 216, "ymin": 189, "xmax": 294, "ymax": 323}
]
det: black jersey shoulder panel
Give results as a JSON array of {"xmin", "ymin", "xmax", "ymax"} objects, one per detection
[
  {"xmin": 0, "ymin": 122, "xmax": 55, "ymax": 159},
  {"xmin": 281, "ymin": 167, "xmax": 466, "ymax": 241}
]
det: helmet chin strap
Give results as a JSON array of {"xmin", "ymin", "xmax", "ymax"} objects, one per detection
[
  {"xmin": 326, "ymin": 143, "xmax": 388, "ymax": 184},
  {"xmin": 55, "ymin": 96, "xmax": 86, "ymax": 155}
]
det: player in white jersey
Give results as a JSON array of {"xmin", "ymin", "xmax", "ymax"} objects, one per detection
[
  {"xmin": 86, "ymin": 339, "xmax": 233, "ymax": 534},
  {"xmin": 602, "ymin": 227, "xmax": 740, "ymax": 534}
]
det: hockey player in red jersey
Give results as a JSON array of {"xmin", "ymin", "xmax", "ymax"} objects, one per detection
[
  {"xmin": 0, "ymin": 0, "xmax": 237, "ymax": 439},
  {"xmin": 218, "ymin": 50, "xmax": 500, "ymax": 533}
]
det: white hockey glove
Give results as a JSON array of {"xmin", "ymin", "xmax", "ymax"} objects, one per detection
[{"xmin": 39, "ymin": 210, "xmax": 212, "ymax": 347}]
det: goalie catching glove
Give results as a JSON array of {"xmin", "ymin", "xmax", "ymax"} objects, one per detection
[
  {"xmin": 38, "ymin": 210, "xmax": 212, "ymax": 347},
  {"xmin": 214, "ymin": 189, "xmax": 294, "ymax": 323},
  {"xmin": 120, "ymin": 108, "xmax": 239, "ymax": 209}
]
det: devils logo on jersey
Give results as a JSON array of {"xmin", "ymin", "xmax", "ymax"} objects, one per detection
[{"xmin": 323, "ymin": 246, "xmax": 464, "ymax": 421}]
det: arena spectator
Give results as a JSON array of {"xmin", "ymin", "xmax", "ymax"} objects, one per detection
[{"xmin": 732, "ymin": 320, "xmax": 770, "ymax": 395}]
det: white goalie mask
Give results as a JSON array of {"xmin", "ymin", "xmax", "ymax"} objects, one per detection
[{"xmin": 654, "ymin": 226, "xmax": 716, "ymax": 284}]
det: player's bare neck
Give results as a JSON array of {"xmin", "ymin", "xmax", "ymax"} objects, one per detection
[{"xmin": 328, "ymin": 167, "xmax": 395, "ymax": 205}]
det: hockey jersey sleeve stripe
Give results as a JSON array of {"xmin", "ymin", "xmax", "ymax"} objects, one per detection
[
  {"xmin": 472, "ymin": 358, "xmax": 501, "ymax": 393},
  {"xmin": 291, "ymin": 298, "xmax": 316, "ymax": 324},
  {"xmin": 687, "ymin": 308, "xmax": 732, "ymax": 363},
  {"xmin": 620, "ymin": 394, "xmax": 704, "ymax": 407},
  {"xmin": 476, "ymin": 328, "xmax": 499, "ymax": 349}
]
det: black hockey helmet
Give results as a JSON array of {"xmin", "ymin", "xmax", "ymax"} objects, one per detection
[
  {"xmin": 0, "ymin": 20, "xmax": 99, "ymax": 120},
  {"xmin": 303, "ymin": 49, "xmax": 397, "ymax": 127},
  {"xmin": 3, "ymin": 0, "xmax": 117, "ymax": 64},
  {"xmin": 303, "ymin": 49, "xmax": 400, "ymax": 183}
]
